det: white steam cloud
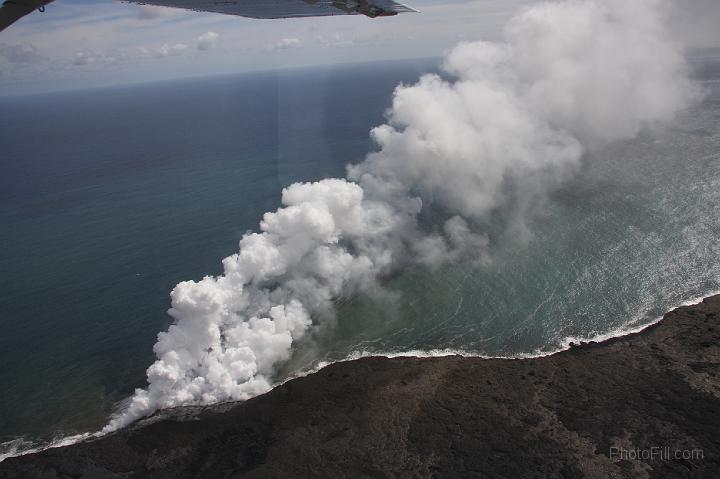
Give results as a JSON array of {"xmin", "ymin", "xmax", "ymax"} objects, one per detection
[{"xmin": 105, "ymin": 0, "xmax": 697, "ymax": 431}]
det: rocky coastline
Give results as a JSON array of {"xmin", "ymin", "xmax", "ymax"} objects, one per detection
[{"xmin": 1, "ymin": 295, "xmax": 719, "ymax": 478}]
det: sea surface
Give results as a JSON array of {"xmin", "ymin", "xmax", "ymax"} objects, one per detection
[{"xmin": 1, "ymin": 55, "xmax": 719, "ymax": 450}]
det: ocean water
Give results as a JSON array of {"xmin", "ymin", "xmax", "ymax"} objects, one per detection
[{"xmin": 1, "ymin": 54, "xmax": 719, "ymax": 448}]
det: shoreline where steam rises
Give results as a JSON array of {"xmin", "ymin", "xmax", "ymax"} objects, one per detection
[
  {"xmin": 2, "ymin": 289, "xmax": 718, "ymax": 463},
  {"xmin": 101, "ymin": 0, "xmax": 701, "ymax": 433}
]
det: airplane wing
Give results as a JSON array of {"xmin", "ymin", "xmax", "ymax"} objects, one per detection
[
  {"xmin": 0, "ymin": 0, "xmax": 52, "ymax": 31},
  {"xmin": 0, "ymin": 0, "xmax": 416, "ymax": 32},
  {"xmin": 123, "ymin": 0, "xmax": 416, "ymax": 19}
]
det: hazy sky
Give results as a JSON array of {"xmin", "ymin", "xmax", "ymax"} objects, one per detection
[
  {"xmin": 0, "ymin": 0, "xmax": 535, "ymax": 95},
  {"xmin": 1, "ymin": 0, "xmax": 718, "ymax": 96}
]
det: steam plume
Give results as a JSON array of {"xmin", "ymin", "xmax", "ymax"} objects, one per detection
[{"xmin": 105, "ymin": 0, "xmax": 697, "ymax": 431}]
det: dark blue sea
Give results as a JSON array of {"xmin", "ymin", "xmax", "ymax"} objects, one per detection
[{"xmin": 1, "ymin": 56, "xmax": 719, "ymax": 450}]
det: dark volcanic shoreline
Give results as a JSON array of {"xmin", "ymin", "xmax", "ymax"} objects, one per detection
[{"xmin": 2, "ymin": 296, "xmax": 719, "ymax": 478}]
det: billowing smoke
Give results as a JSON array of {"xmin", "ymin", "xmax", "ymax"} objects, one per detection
[{"xmin": 105, "ymin": 0, "xmax": 697, "ymax": 431}]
